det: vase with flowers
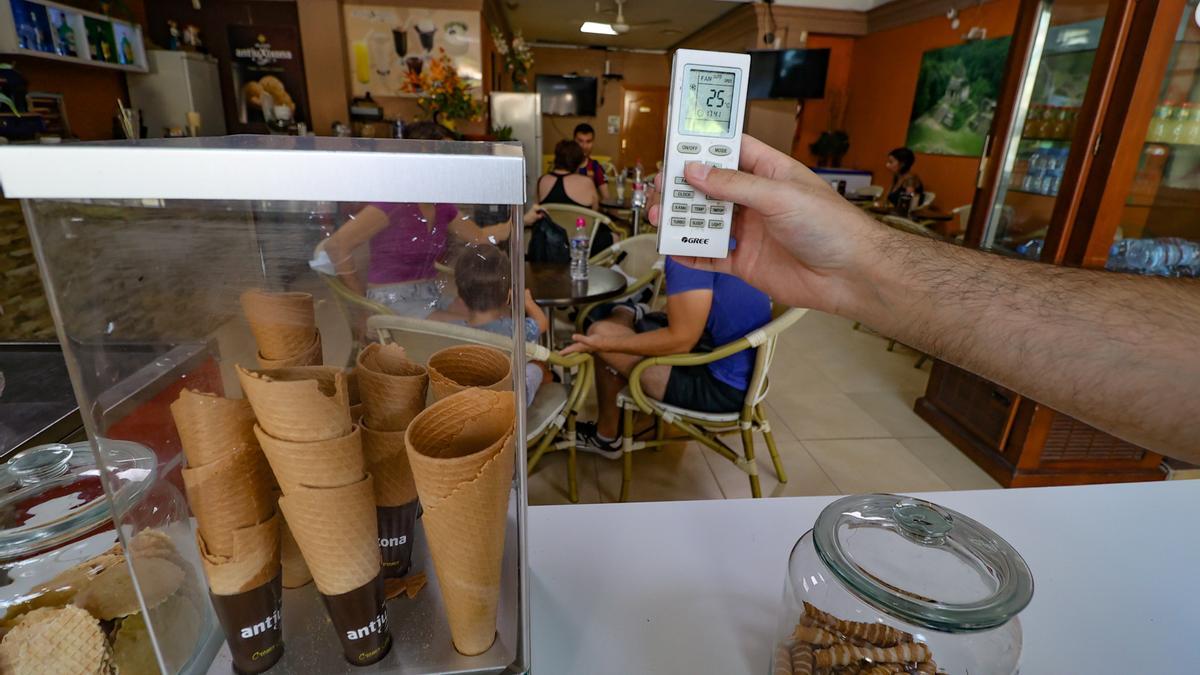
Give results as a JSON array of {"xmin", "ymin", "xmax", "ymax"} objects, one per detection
[
  {"xmin": 491, "ymin": 26, "xmax": 534, "ymax": 92},
  {"xmin": 401, "ymin": 47, "xmax": 482, "ymax": 130}
]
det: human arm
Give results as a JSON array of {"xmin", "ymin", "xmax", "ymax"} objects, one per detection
[
  {"xmin": 523, "ymin": 289, "xmax": 549, "ymax": 334},
  {"xmin": 522, "ymin": 204, "xmax": 546, "ymax": 226},
  {"xmin": 447, "ymin": 209, "xmax": 512, "ymax": 244},
  {"xmin": 650, "ymin": 134, "xmax": 1200, "ymax": 460},
  {"xmin": 561, "ymin": 289, "xmax": 711, "ymax": 357},
  {"xmin": 322, "ymin": 205, "xmax": 391, "ymax": 295}
]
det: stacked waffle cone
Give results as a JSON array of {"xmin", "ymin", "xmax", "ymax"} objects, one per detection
[
  {"xmin": 241, "ymin": 289, "xmax": 322, "ymax": 369},
  {"xmin": 427, "ymin": 345, "xmax": 513, "ymax": 402},
  {"xmin": 356, "ymin": 344, "xmax": 426, "ymax": 506},
  {"xmin": 240, "ymin": 365, "xmax": 391, "ymax": 665},
  {"xmin": 171, "ymin": 390, "xmax": 279, "ymax": 594},
  {"xmin": 406, "ymin": 388, "xmax": 516, "ymax": 656}
]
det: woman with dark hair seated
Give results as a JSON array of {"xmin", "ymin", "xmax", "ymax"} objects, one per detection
[
  {"xmin": 536, "ymin": 139, "xmax": 600, "ymax": 210},
  {"xmin": 885, "ymin": 147, "xmax": 924, "ymax": 207}
]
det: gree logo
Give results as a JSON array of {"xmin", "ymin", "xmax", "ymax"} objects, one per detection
[{"xmin": 682, "ymin": 236, "xmax": 709, "ymax": 244}]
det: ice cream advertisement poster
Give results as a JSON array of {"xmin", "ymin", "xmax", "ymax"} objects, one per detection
[
  {"xmin": 229, "ymin": 25, "xmax": 308, "ymax": 133},
  {"xmin": 343, "ymin": 6, "xmax": 481, "ymax": 97}
]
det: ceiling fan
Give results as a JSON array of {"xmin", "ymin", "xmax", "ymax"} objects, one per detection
[{"xmin": 593, "ymin": 0, "xmax": 670, "ymax": 34}]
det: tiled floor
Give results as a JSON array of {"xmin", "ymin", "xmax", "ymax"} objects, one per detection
[{"xmin": 527, "ymin": 310, "xmax": 1001, "ymax": 505}]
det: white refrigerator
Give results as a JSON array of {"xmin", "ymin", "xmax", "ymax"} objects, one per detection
[
  {"xmin": 128, "ymin": 50, "xmax": 226, "ymax": 137},
  {"xmin": 490, "ymin": 92, "xmax": 542, "ymax": 207}
]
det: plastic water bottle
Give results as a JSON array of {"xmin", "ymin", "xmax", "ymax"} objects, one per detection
[
  {"xmin": 570, "ymin": 217, "xmax": 589, "ymax": 281},
  {"xmin": 1107, "ymin": 238, "xmax": 1200, "ymax": 276}
]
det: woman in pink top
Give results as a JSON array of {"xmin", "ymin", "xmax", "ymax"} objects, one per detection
[{"xmin": 322, "ymin": 122, "xmax": 512, "ymax": 316}]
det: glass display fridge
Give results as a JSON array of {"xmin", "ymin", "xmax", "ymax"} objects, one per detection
[
  {"xmin": 920, "ymin": 0, "xmax": 1196, "ymax": 487},
  {"xmin": 0, "ymin": 136, "xmax": 530, "ymax": 674}
]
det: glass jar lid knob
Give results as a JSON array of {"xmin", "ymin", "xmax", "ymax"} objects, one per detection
[
  {"xmin": 8, "ymin": 443, "xmax": 75, "ymax": 486},
  {"xmin": 892, "ymin": 501, "xmax": 953, "ymax": 545}
]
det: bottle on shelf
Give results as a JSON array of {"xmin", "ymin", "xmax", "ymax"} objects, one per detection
[
  {"xmin": 1047, "ymin": 106, "xmax": 1067, "ymax": 140},
  {"xmin": 1147, "ymin": 104, "xmax": 1171, "ymax": 143},
  {"xmin": 1024, "ymin": 105, "xmax": 1043, "ymax": 139},
  {"xmin": 1184, "ymin": 102, "xmax": 1200, "ymax": 145},
  {"xmin": 570, "ymin": 217, "xmax": 589, "ymax": 281},
  {"xmin": 1107, "ymin": 237, "xmax": 1200, "ymax": 277},
  {"xmin": 1163, "ymin": 102, "xmax": 1184, "ymax": 144}
]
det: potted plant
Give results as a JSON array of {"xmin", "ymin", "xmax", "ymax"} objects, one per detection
[
  {"xmin": 491, "ymin": 27, "xmax": 534, "ymax": 92},
  {"xmin": 401, "ymin": 48, "xmax": 482, "ymax": 130}
]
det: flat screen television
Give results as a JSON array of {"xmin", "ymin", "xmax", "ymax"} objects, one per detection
[
  {"xmin": 746, "ymin": 49, "xmax": 830, "ymax": 100},
  {"xmin": 536, "ymin": 74, "xmax": 598, "ymax": 116}
]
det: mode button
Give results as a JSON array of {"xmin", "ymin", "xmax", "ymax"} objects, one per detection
[{"xmin": 709, "ymin": 145, "xmax": 732, "ymax": 157}]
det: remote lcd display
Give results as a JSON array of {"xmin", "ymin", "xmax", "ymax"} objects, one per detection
[{"xmin": 682, "ymin": 68, "xmax": 736, "ymax": 136}]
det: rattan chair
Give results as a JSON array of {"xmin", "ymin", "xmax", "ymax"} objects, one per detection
[
  {"xmin": 612, "ymin": 307, "xmax": 808, "ymax": 501},
  {"xmin": 538, "ymin": 202, "xmax": 627, "ymax": 242},
  {"xmin": 366, "ymin": 314, "xmax": 593, "ymax": 503},
  {"xmin": 574, "ymin": 234, "xmax": 665, "ymax": 332}
]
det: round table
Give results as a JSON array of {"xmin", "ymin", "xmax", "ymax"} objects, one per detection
[
  {"xmin": 526, "ymin": 263, "xmax": 628, "ymax": 348},
  {"xmin": 600, "ymin": 197, "xmax": 644, "ymax": 236}
]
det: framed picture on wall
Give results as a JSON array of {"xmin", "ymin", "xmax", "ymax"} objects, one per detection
[
  {"xmin": 905, "ymin": 36, "xmax": 1011, "ymax": 157},
  {"xmin": 343, "ymin": 5, "xmax": 481, "ymax": 98},
  {"xmin": 228, "ymin": 25, "xmax": 308, "ymax": 133}
]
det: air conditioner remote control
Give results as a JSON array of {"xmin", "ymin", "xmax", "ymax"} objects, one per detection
[{"xmin": 656, "ymin": 48, "xmax": 749, "ymax": 259}]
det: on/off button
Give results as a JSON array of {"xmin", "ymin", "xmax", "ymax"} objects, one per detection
[{"xmin": 677, "ymin": 142, "xmax": 701, "ymax": 154}]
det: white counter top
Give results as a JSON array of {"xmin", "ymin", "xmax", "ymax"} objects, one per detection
[{"xmin": 529, "ymin": 481, "xmax": 1200, "ymax": 674}]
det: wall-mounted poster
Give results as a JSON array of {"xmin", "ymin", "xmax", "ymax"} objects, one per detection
[
  {"xmin": 343, "ymin": 5, "xmax": 481, "ymax": 97},
  {"xmin": 228, "ymin": 25, "xmax": 308, "ymax": 133},
  {"xmin": 904, "ymin": 36, "xmax": 1011, "ymax": 157}
]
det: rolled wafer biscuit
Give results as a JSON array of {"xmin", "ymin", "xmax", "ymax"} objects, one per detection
[
  {"xmin": 792, "ymin": 623, "xmax": 838, "ymax": 646},
  {"xmin": 803, "ymin": 602, "xmax": 911, "ymax": 647},
  {"xmin": 790, "ymin": 640, "xmax": 814, "ymax": 675},
  {"xmin": 773, "ymin": 642, "xmax": 793, "ymax": 675},
  {"xmin": 813, "ymin": 642, "xmax": 932, "ymax": 669}
]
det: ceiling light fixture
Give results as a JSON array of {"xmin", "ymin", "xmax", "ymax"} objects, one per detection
[{"xmin": 581, "ymin": 21, "xmax": 618, "ymax": 35}]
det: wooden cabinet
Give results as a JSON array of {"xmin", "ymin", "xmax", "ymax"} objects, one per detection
[{"xmin": 917, "ymin": 0, "xmax": 1197, "ymax": 487}]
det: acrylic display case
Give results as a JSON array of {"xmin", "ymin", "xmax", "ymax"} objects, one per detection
[{"xmin": 0, "ymin": 136, "xmax": 529, "ymax": 674}]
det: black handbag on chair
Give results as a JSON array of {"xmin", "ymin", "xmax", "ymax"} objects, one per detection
[{"xmin": 527, "ymin": 213, "xmax": 571, "ymax": 264}]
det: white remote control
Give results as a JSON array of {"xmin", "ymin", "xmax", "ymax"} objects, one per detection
[{"xmin": 656, "ymin": 48, "xmax": 750, "ymax": 259}]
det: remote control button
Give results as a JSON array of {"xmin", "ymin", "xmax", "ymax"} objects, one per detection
[
  {"xmin": 705, "ymin": 161, "xmax": 723, "ymax": 168},
  {"xmin": 673, "ymin": 176, "xmax": 688, "ymax": 185},
  {"xmin": 708, "ymin": 219, "xmax": 725, "ymax": 229},
  {"xmin": 706, "ymin": 194, "xmax": 721, "ymax": 201},
  {"xmin": 669, "ymin": 216, "xmax": 686, "ymax": 227},
  {"xmin": 708, "ymin": 204, "xmax": 727, "ymax": 215},
  {"xmin": 709, "ymin": 145, "xmax": 732, "ymax": 157},
  {"xmin": 690, "ymin": 203, "xmax": 706, "ymax": 213},
  {"xmin": 677, "ymin": 142, "xmax": 701, "ymax": 154},
  {"xmin": 673, "ymin": 189, "xmax": 695, "ymax": 199},
  {"xmin": 671, "ymin": 203, "xmax": 688, "ymax": 213},
  {"xmin": 689, "ymin": 218, "xmax": 706, "ymax": 228}
]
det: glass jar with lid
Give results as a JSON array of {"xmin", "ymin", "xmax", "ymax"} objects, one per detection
[{"xmin": 771, "ymin": 494, "xmax": 1033, "ymax": 674}]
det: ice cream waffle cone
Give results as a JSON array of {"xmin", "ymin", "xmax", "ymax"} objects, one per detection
[
  {"xmin": 405, "ymin": 389, "xmax": 516, "ymax": 655},
  {"xmin": 360, "ymin": 421, "xmax": 418, "ymax": 506},
  {"xmin": 0, "ymin": 605, "xmax": 109, "ymax": 675},
  {"xmin": 240, "ymin": 289, "xmax": 317, "ymax": 360},
  {"xmin": 197, "ymin": 511, "xmax": 282, "ymax": 596},
  {"xmin": 182, "ymin": 444, "xmax": 275, "ymax": 556},
  {"xmin": 356, "ymin": 343, "xmax": 428, "ymax": 432},
  {"xmin": 237, "ymin": 365, "xmax": 352, "ymax": 442},
  {"xmin": 427, "ymin": 345, "xmax": 512, "ymax": 402},
  {"xmin": 256, "ymin": 424, "xmax": 365, "ymax": 494},
  {"xmin": 74, "ymin": 557, "xmax": 185, "ymax": 621},
  {"xmin": 256, "ymin": 331, "xmax": 323, "ymax": 369},
  {"xmin": 170, "ymin": 389, "xmax": 257, "ymax": 468},
  {"xmin": 279, "ymin": 517, "xmax": 312, "ymax": 588},
  {"xmin": 277, "ymin": 475, "xmax": 380, "ymax": 596}
]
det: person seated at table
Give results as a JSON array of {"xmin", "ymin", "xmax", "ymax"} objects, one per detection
[
  {"xmin": 885, "ymin": 147, "xmax": 925, "ymax": 207},
  {"xmin": 562, "ymin": 258, "xmax": 771, "ymax": 457},
  {"xmin": 445, "ymin": 243, "xmax": 547, "ymax": 405},
  {"xmin": 320, "ymin": 121, "xmax": 511, "ymax": 317},
  {"xmin": 574, "ymin": 122, "xmax": 610, "ymax": 201},
  {"xmin": 538, "ymin": 140, "xmax": 600, "ymax": 210}
]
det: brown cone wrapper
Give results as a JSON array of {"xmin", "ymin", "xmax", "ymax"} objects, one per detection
[
  {"xmin": 356, "ymin": 343, "xmax": 428, "ymax": 432},
  {"xmin": 256, "ymin": 332, "xmax": 323, "ymax": 369},
  {"xmin": 405, "ymin": 389, "xmax": 516, "ymax": 656},
  {"xmin": 360, "ymin": 422, "xmax": 418, "ymax": 506},
  {"xmin": 170, "ymin": 389, "xmax": 257, "ymax": 469},
  {"xmin": 182, "ymin": 444, "xmax": 276, "ymax": 556},
  {"xmin": 426, "ymin": 345, "xmax": 512, "ymax": 402},
  {"xmin": 256, "ymin": 424, "xmax": 365, "ymax": 494},
  {"xmin": 240, "ymin": 289, "xmax": 317, "ymax": 360},
  {"xmin": 279, "ymin": 517, "xmax": 312, "ymax": 589},
  {"xmin": 277, "ymin": 474, "xmax": 380, "ymax": 597},
  {"xmin": 237, "ymin": 365, "xmax": 352, "ymax": 442},
  {"xmin": 197, "ymin": 511, "xmax": 282, "ymax": 596},
  {"xmin": 377, "ymin": 501, "xmax": 419, "ymax": 579},
  {"xmin": 209, "ymin": 573, "xmax": 284, "ymax": 675},
  {"xmin": 319, "ymin": 572, "xmax": 392, "ymax": 667}
]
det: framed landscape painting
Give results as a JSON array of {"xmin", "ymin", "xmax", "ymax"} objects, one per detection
[{"xmin": 905, "ymin": 36, "xmax": 1012, "ymax": 156}]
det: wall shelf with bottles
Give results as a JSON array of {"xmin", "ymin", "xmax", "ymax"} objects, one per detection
[{"xmin": 0, "ymin": 0, "xmax": 146, "ymax": 72}]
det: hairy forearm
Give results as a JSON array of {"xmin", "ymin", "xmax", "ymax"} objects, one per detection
[
  {"xmin": 599, "ymin": 327, "xmax": 697, "ymax": 357},
  {"xmin": 852, "ymin": 224, "xmax": 1200, "ymax": 460}
]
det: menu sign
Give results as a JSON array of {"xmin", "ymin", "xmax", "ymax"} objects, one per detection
[{"xmin": 228, "ymin": 25, "xmax": 309, "ymax": 133}]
